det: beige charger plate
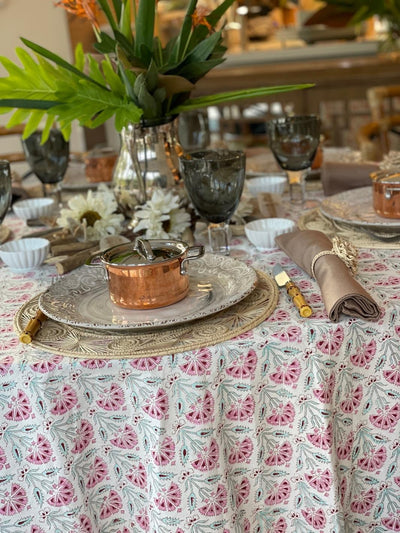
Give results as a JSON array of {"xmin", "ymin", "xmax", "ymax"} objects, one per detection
[{"xmin": 14, "ymin": 271, "xmax": 278, "ymax": 359}]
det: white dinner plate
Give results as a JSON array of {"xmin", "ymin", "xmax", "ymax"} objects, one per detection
[
  {"xmin": 39, "ymin": 253, "xmax": 258, "ymax": 330},
  {"xmin": 320, "ymin": 186, "xmax": 400, "ymax": 232}
]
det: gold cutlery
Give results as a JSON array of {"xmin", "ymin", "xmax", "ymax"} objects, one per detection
[
  {"xmin": 19, "ymin": 309, "xmax": 47, "ymax": 344},
  {"xmin": 272, "ymin": 264, "xmax": 312, "ymax": 318}
]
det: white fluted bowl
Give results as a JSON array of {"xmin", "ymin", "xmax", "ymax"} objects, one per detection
[
  {"xmin": 0, "ymin": 238, "xmax": 50, "ymax": 272},
  {"xmin": 245, "ymin": 218, "xmax": 296, "ymax": 250},
  {"xmin": 246, "ymin": 174, "xmax": 287, "ymax": 197},
  {"xmin": 13, "ymin": 197, "xmax": 55, "ymax": 220}
]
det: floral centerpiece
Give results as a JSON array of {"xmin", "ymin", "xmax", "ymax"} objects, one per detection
[
  {"xmin": 0, "ymin": 0, "xmax": 311, "ymax": 138},
  {"xmin": 0, "ymin": 0, "xmax": 313, "ymax": 239}
]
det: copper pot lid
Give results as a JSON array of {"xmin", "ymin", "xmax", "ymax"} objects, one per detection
[
  {"xmin": 371, "ymin": 171, "xmax": 400, "ymax": 185},
  {"xmin": 101, "ymin": 238, "xmax": 188, "ymax": 267}
]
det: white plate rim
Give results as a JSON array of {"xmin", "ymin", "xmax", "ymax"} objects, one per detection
[
  {"xmin": 320, "ymin": 186, "xmax": 400, "ymax": 232},
  {"xmin": 38, "ymin": 254, "xmax": 258, "ymax": 330}
]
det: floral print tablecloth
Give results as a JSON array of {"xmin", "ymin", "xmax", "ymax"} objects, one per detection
[{"xmin": 0, "ymin": 215, "xmax": 400, "ymax": 533}]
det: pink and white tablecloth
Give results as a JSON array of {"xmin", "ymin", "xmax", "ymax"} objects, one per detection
[{"xmin": 0, "ymin": 215, "xmax": 400, "ymax": 533}]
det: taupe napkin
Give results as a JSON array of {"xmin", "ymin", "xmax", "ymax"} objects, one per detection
[
  {"xmin": 321, "ymin": 161, "xmax": 379, "ymax": 196},
  {"xmin": 275, "ymin": 229, "xmax": 381, "ymax": 322}
]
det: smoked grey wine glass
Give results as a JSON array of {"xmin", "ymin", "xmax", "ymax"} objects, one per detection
[
  {"xmin": 0, "ymin": 160, "xmax": 12, "ymax": 225},
  {"xmin": 179, "ymin": 150, "xmax": 246, "ymax": 255},
  {"xmin": 268, "ymin": 115, "xmax": 320, "ymax": 204},
  {"xmin": 22, "ymin": 129, "xmax": 69, "ymax": 203}
]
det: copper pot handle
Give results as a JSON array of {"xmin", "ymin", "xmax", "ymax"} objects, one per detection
[
  {"xmin": 85, "ymin": 253, "xmax": 104, "ymax": 268},
  {"xmin": 180, "ymin": 245, "xmax": 205, "ymax": 274},
  {"xmin": 384, "ymin": 186, "xmax": 400, "ymax": 200}
]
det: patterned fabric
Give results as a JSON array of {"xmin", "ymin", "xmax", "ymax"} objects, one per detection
[{"xmin": 0, "ymin": 216, "xmax": 400, "ymax": 533}]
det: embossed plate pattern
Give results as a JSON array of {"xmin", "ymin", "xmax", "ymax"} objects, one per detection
[
  {"xmin": 320, "ymin": 186, "xmax": 400, "ymax": 232},
  {"xmin": 39, "ymin": 254, "xmax": 258, "ymax": 330}
]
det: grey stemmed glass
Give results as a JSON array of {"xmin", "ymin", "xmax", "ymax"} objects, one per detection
[
  {"xmin": 268, "ymin": 115, "xmax": 320, "ymax": 204},
  {"xmin": 22, "ymin": 129, "xmax": 69, "ymax": 203},
  {"xmin": 0, "ymin": 160, "xmax": 12, "ymax": 225},
  {"xmin": 179, "ymin": 150, "xmax": 246, "ymax": 255}
]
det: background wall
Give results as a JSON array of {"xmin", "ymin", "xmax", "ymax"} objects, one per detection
[{"xmin": 0, "ymin": 0, "xmax": 85, "ymax": 155}]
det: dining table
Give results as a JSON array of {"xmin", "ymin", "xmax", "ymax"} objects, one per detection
[{"xmin": 0, "ymin": 160, "xmax": 400, "ymax": 533}]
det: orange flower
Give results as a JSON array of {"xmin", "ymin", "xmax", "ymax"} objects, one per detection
[
  {"xmin": 191, "ymin": 7, "xmax": 213, "ymax": 33},
  {"xmin": 55, "ymin": 0, "xmax": 100, "ymax": 30}
]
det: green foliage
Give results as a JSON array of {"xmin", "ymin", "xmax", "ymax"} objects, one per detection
[
  {"xmin": 322, "ymin": 0, "xmax": 400, "ymax": 26},
  {"xmin": 0, "ymin": 0, "xmax": 314, "ymax": 139}
]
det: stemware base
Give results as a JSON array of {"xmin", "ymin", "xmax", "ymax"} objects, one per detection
[{"xmin": 208, "ymin": 222, "xmax": 230, "ymax": 255}]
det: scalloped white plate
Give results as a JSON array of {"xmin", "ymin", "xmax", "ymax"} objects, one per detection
[
  {"xmin": 320, "ymin": 186, "xmax": 400, "ymax": 232},
  {"xmin": 39, "ymin": 254, "xmax": 258, "ymax": 330}
]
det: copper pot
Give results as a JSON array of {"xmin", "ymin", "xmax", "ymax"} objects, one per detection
[
  {"xmin": 88, "ymin": 238, "xmax": 204, "ymax": 309},
  {"xmin": 371, "ymin": 170, "xmax": 400, "ymax": 219}
]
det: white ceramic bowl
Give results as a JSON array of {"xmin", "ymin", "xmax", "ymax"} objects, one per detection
[
  {"xmin": 13, "ymin": 198, "xmax": 55, "ymax": 220},
  {"xmin": 246, "ymin": 174, "xmax": 287, "ymax": 197},
  {"xmin": 0, "ymin": 238, "xmax": 50, "ymax": 272},
  {"xmin": 244, "ymin": 218, "xmax": 296, "ymax": 250}
]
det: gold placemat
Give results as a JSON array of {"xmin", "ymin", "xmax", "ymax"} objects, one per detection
[
  {"xmin": 298, "ymin": 209, "xmax": 400, "ymax": 250},
  {"xmin": 14, "ymin": 271, "xmax": 278, "ymax": 359}
]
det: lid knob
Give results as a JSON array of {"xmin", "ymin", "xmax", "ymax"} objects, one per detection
[{"xmin": 134, "ymin": 237, "xmax": 156, "ymax": 263}]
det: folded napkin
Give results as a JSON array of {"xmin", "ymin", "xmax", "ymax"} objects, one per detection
[
  {"xmin": 275, "ymin": 229, "xmax": 381, "ymax": 322},
  {"xmin": 320, "ymin": 161, "xmax": 380, "ymax": 196}
]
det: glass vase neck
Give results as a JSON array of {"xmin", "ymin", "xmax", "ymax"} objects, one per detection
[{"xmin": 113, "ymin": 117, "xmax": 185, "ymax": 219}]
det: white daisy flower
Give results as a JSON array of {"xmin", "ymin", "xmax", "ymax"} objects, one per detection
[
  {"xmin": 57, "ymin": 184, "xmax": 124, "ymax": 240},
  {"xmin": 168, "ymin": 208, "xmax": 191, "ymax": 239},
  {"xmin": 134, "ymin": 189, "xmax": 191, "ymax": 239}
]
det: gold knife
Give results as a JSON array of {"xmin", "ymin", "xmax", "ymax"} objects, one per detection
[{"xmin": 272, "ymin": 264, "xmax": 312, "ymax": 318}]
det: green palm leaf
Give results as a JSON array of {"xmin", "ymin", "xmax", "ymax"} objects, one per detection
[
  {"xmin": 171, "ymin": 84, "xmax": 315, "ymax": 114},
  {"xmin": 134, "ymin": 0, "xmax": 155, "ymax": 59}
]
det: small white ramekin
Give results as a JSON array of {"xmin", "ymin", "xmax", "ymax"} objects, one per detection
[
  {"xmin": 13, "ymin": 198, "xmax": 55, "ymax": 221},
  {"xmin": 0, "ymin": 238, "xmax": 50, "ymax": 272},
  {"xmin": 244, "ymin": 218, "xmax": 296, "ymax": 250},
  {"xmin": 246, "ymin": 174, "xmax": 287, "ymax": 197}
]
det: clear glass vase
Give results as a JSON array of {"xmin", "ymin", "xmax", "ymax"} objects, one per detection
[{"xmin": 112, "ymin": 117, "xmax": 185, "ymax": 219}]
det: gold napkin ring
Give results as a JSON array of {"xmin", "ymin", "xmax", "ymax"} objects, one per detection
[{"xmin": 311, "ymin": 236, "xmax": 358, "ymax": 279}]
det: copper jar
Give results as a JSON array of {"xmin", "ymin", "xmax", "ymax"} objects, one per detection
[
  {"xmin": 88, "ymin": 238, "xmax": 204, "ymax": 310},
  {"xmin": 371, "ymin": 170, "xmax": 400, "ymax": 219},
  {"xmin": 84, "ymin": 147, "xmax": 118, "ymax": 183}
]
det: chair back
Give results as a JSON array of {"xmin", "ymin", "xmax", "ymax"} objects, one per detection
[
  {"xmin": 367, "ymin": 85, "xmax": 400, "ymax": 121},
  {"xmin": 357, "ymin": 115, "xmax": 400, "ymax": 161},
  {"xmin": 358, "ymin": 86, "xmax": 400, "ymax": 160}
]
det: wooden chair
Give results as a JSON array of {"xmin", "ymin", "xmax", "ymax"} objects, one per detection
[
  {"xmin": 357, "ymin": 115, "xmax": 400, "ymax": 161},
  {"xmin": 364, "ymin": 85, "xmax": 400, "ymax": 156},
  {"xmin": 367, "ymin": 85, "xmax": 400, "ymax": 121}
]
